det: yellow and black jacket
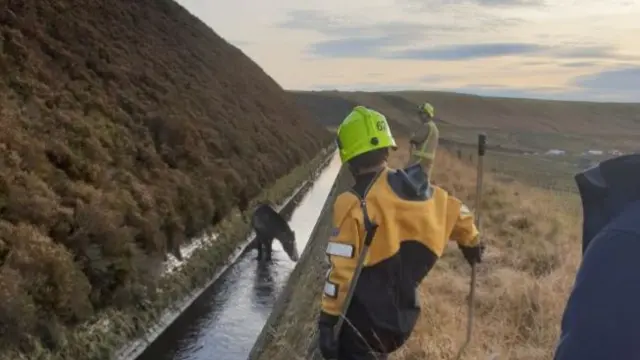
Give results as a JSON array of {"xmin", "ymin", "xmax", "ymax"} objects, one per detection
[{"xmin": 319, "ymin": 165, "xmax": 479, "ymax": 352}]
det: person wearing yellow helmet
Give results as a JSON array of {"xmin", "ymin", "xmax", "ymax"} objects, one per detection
[
  {"xmin": 410, "ymin": 102, "xmax": 440, "ymax": 174},
  {"xmin": 417, "ymin": 102, "xmax": 435, "ymax": 121},
  {"xmin": 318, "ymin": 106, "xmax": 484, "ymax": 360}
]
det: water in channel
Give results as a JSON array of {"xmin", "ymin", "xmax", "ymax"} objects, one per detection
[{"xmin": 135, "ymin": 153, "xmax": 342, "ymax": 360}]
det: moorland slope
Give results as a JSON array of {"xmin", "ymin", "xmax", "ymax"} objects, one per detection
[
  {"xmin": 293, "ymin": 90, "xmax": 640, "ymax": 153},
  {"xmin": 0, "ymin": 0, "xmax": 330, "ymax": 353},
  {"xmin": 293, "ymin": 90, "xmax": 640, "ymax": 134}
]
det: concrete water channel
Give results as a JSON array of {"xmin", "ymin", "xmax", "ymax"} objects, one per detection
[{"xmin": 134, "ymin": 153, "xmax": 342, "ymax": 360}]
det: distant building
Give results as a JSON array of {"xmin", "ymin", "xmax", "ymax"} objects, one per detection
[
  {"xmin": 585, "ymin": 150, "xmax": 604, "ymax": 156},
  {"xmin": 546, "ymin": 149, "xmax": 566, "ymax": 156}
]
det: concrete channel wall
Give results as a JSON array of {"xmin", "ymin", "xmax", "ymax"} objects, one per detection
[
  {"xmin": 247, "ymin": 165, "xmax": 353, "ymax": 360},
  {"xmin": 116, "ymin": 149, "xmax": 336, "ymax": 360}
]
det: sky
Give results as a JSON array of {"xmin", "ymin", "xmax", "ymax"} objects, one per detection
[{"xmin": 177, "ymin": 0, "xmax": 640, "ymax": 102}]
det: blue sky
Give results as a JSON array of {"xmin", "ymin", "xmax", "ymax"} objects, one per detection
[{"xmin": 177, "ymin": 0, "xmax": 639, "ymax": 102}]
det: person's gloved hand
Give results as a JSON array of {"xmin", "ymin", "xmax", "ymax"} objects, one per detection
[
  {"xmin": 318, "ymin": 324, "xmax": 338, "ymax": 359},
  {"xmin": 459, "ymin": 243, "xmax": 485, "ymax": 265}
]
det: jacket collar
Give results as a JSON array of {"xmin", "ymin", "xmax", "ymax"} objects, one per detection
[{"xmin": 575, "ymin": 154, "xmax": 640, "ymax": 252}]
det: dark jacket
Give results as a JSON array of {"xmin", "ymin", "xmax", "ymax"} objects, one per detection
[{"xmin": 554, "ymin": 154, "xmax": 640, "ymax": 360}]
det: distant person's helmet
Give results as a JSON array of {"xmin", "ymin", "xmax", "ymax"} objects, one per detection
[
  {"xmin": 335, "ymin": 106, "xmax": 397, "ymax": 164},
  {"xmin": 417, "ymin": 102, "xmax": 435, "ymax": 118}
]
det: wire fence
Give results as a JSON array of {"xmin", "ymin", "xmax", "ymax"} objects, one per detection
[{"xmin": 444, "ymin": 144, "xmax": 584, "ymax": 195}]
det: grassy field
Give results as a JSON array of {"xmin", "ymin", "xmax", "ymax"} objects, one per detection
[
  {"xmin": 293, "ymin": 90, "xmax": 640, "ymax": 135},
  {"xmin": 445, "ymin": 145, "xmax": 581, "ymax": 194},
  {"xmin": 435, "ymin": 122, "xmax": 638, "ymax": 154},
  {"xmin": 292, "ymin": 90, "xmax": 640, "ymax": 156},
  {"xmin": 388, "ymin": 141, "xmax": 581, "ymax": 359},
  {"xmin": 295, "ymin": 88, "xmax": 636, "ymax": 196},
  {"xmin": 249, "ymin": 138, "xmax": 583, "ymax": 360}
]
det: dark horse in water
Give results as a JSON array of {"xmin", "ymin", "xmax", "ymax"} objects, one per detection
[{"xmin": 250, "ymin": 203, "xmax": 300, "ymax": 262}]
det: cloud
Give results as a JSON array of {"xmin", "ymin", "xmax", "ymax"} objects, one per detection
[
  {"xmin": 278, "ymin": 10, "xmax": 630, "ymax": 61},
  {"xmin": 561, "ymin": 61, "xmax": 598, "ymax": 68},
  {"xmin": 470, "ymin": 0, "xmax": 544, "ymax": 6},
  {"xmin": 306, "ymin": 35, "xmax": 631, "ymax": 62},
  {"xmin": 277, "ymin": 9, "xmax": 469, "ymax": 38},
  {"xmin": 386, "ymin": 43, "xmax": 545, "ymax": 60},
  {"xmin": 420, "ymin": 75, "xmax": 450, "ymax": 82},
  {"xmin": 310, "ymin": 74, "xmax": 454, "ymax": 92},
  {"xmin": 446, "ymin": 67, "xmax": 640, "ymax": 102},
  {"xmin": 572, "ymin": 66, "xmax": 640, "ymax": 93},
  {"xmin": 281, "ymin": 10, "xmax": 478, "ymax": 59},
  {"xmin": 398, "ymin": 0, "xmax": 545, "ymax": 8},
  {"xmin": 551, "ymin": 46, "xmax": 618, "ymax": 59},
  {"xmin": 395, "ymin": 0, "xmax": 547, "ymax": 12},
  {"xmin": 308, "ymin": 37, "xmax": 410, "ymax": 58}
]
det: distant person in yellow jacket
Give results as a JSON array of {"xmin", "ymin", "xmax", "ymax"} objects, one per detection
[
  {"xmin": 317, "ymin": 105, "xmax": 485, "ymax": 360},
  {"xmin": 409, "ymin": 102, "xmax": 440, "ymax": 175}
]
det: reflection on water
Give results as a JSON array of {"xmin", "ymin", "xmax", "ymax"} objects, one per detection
[
  {"xmin": 251, "ymin": 260, "xmax": 276, "ymax": 314},
  {"xmin": 135, "ymin": 153, "xmax": 341, "ymax": 360}
]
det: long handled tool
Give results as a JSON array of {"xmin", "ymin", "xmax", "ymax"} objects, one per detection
[{"xmin": 453, "ymin": 133, "xmax": 487, "ymax": 360}]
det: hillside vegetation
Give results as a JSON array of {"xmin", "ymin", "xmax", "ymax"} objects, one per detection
[
  {"xmin": 293, "ymin": 90, "xmax": 640, "ymax": 153},
  {"xmin": 388, "ymin": 142, "xmax": 580, "ymax": 359},
  {"xmin": 250, "ymin": 139, "xmax": 582, "ymax": 360},
  {"xmin": 0, "ymin": 0, "xmax": 330, "ymax": 353}
]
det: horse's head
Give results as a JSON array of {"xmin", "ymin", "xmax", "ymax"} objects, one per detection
[{"xmin": 277, "ymin": 229, "xmax": 299, "ymax": 262}]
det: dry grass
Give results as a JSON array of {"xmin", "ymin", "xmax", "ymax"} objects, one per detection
[
  {"xmin": 293, "ymin": 90, "xmax": 640, "ymax": 136},
  {"xmin": 292, "ymin": 91, "xmax": 640, "ymax": 155},
  {"xmin": 389, "ymin": 139, "xmax": 581, "ymax": 360},
  {"xmin": 250, "ymin": 138, "xmax": 583, "ymax": 360}
]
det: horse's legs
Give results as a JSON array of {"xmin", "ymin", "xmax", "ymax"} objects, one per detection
[
  {"xmin": 255, "ymin": 234, "xmax": 264, "ymax": 261},
  {"xmin": 265, "ymin": 237, "xmax": 274, "ymax": 261}
]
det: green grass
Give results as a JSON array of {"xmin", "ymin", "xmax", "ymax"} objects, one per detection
[
  {"xmin": 437, "ymin": 123, "xmax": 638, "ymax": 154},
  {"xmin": 447, "ymin": 144, "xmax": 582, "ymax": 195}
]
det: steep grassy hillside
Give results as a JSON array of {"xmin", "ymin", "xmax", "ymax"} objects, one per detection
[
  {"xmin": 0, "ymin": 0, "xmax": 331, "ymax": 353},
  {"xmin": 292, "ymin": 90, "xmax": 640, "ymax": 153}
]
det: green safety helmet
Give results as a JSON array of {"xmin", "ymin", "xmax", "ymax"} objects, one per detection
[
  {"xmin": 418, "ymin": 102, "xmax": 435, "ymax": 118},
  {"xmin": 336, "ymin": 106, "xmax": 397, "ymax": 164}
]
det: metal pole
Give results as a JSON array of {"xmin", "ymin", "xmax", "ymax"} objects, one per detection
[{"xmin": 453, "ymin": 133, "xmax": 487, "ymax": 360}]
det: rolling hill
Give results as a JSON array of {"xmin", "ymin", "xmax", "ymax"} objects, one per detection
[
  {"xmin": 0, "ymin": 0, "xmax": 330, "ymax": 353},
  {"xmin": 292, "ymin": 90, "xmax": 640, "ymax": 152}
]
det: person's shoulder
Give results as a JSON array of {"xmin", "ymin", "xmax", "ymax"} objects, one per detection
[
  {"xmin": 427, "ymin": 184, "xmax": 448, "ymax": 197},
  {"xmin": 332, "ymin": 191, "xmax": 361, "ymax": 223},
  {"xmin": 334, "ymin": 190, "xmax": 360, "ymax": 210},
  {"xmin": 608, "ymin": 200, "xmax": 640, "ymax": 235}
]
